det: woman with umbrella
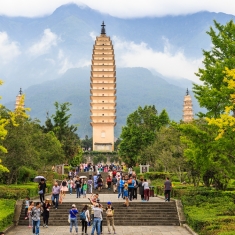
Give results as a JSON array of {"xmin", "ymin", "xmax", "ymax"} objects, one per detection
[{"xmin": 35, "ymin": 176, "xmax": 47, "ymax": 203}]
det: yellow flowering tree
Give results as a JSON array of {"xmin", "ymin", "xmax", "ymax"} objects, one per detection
[
  {"xmin": 207, "ymin": 68, "xmax": 235, "ymax": 139},
  {"xmin": 0, "ymin": 80, "xmax": 9, "ymax": 173}
]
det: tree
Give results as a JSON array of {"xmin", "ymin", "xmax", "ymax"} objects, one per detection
[
  {"xmin": 142, "ymin": 126, "xmax": 186, "ymax": 181},
  {"xmin": 177, "ymin": 119, "xmax": 235, "ymax": 189},
  {"xmin": 119, "ymin": 105, "xmax": 169, "ymax": 166},
  {"xmin": 43, "ymin": 102, "xmax": 81, "ymax": 162},
  {"xmin": 193, "ymin": 20, "xmax": 235, "ymax": 118},
  {"xmin": 207, "ymin": 68, "xmax": 235, "ymax": 139},
  {"xmin": 81, "ymin": 135, "xmax": 92, "ymax": 151},
  {"xmin": 0, "ymin": 112, "xmax": 64, "ymax": 184}
]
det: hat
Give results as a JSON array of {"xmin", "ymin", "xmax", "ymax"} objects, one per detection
[
  {"xmin": 107, "ymin": 201, "xmax": 111, "ymax": 205},
  {"xmin": 72, "ymin": 204, "xmax": 76, "ymax": 208},
  {"xmin": 45, "ymin": 198, "xmax": 50, "ymax": 201}
]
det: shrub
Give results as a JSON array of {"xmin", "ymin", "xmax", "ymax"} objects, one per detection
[
  {"xmin": 18, "ymin": 166, "xmax": 37, "ymax": 183},
  {"xmin": 0, "ymin": 183, "xmax": 52, "ymax": 199}
]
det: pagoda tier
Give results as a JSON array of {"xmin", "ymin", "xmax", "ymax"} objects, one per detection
[{"xmin": 90, "ymin": 22, "xmax": 116, "ymax": 152}]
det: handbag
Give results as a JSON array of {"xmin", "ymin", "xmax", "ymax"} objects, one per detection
[
  {"xmin": 38, "ymin": 190, "xmax": 43, "ymax": 194},
  {"xmin": 68, "ymin": 214, "xmax": 70, "ymax": 223}
]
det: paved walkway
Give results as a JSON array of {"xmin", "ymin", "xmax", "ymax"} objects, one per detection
[
  {"xmin": 61, "ymin": 193, "xmax": 164, "ymax": 203},
  {"xmin": 6, "ymin": 225, "xmax": 192, "ymax": 235}
]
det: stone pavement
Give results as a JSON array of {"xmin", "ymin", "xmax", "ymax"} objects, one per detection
[
  {"xmin": 6, "ymin": 225, "xmax": 192, "ymax": 235},
  {"xmin": 61, "ymin": 193, "xmax": 164, "ymax": 204}
]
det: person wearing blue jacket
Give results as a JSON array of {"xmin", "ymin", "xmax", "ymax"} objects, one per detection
[
  {"xmin": 69, "ymin": 204, "xmax": 78, "ymax": 234},
  {"xmin": 118, "ymin": 177, "xmax": 125, "ymax": 199},
  {"xmin": 127, "ymin": 176, "xmax": 135, "ymax": 201}
]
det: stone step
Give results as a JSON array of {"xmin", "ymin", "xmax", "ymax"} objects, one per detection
[{"xmin": 19, "ymin": 197, "xmax": 180, "ymax": 226}]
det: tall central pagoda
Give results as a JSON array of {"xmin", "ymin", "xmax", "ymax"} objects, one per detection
[{"xmin": 90, "ymin": 22, "xmax": 116, "ymax": 151}]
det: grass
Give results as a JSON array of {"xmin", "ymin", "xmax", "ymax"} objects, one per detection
[{"xmin": 0, "ymin": 199, "xmax": 16, "ymax": 231}]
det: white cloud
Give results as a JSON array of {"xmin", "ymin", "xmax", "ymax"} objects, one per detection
[
  {"xmin": 89, "ymin": 31, "xmax": 96, "ymax": 41},
  {"xmin": 0, "ymin": 32, "xmax": 21, "ymax": 63},
  {"xmin": 0, "ymin": 0, "xmax": 235, "ymax": 18},
  {"xmin": 28, "ymin": 29, "xmax": 58, "ymax": 56},
  {"xmin": 113, "ymin": 36, "xmax": 203, "ymax": 82},
  {"xmin": 57, "ymin": 49, "xmax": 90, "ymax": 74}
]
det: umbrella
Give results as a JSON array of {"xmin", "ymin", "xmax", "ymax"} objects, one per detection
[
  {"xmin": 79, "ymin": 176, "xmax": 87, "ymax": 179},
  {"xmin": 34, "ymin": 176, "xmax": 46, "ymax": 183}
]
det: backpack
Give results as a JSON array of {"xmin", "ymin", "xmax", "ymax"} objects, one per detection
[
  {"xmin": 128, "ymin": 179, "xmax": 132, "ymax": 185},
  {"xmin": 80, "ymin": 211, "xmax": 86, "ymax": 220},
  {"xmin": 106, "ymin": 208, "xmax": 113, "ymax": 217}
]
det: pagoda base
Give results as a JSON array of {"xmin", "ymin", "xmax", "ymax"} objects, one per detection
[{"xmin": 94, "ymin": 143, "xmax": 112, "ymax": 152}]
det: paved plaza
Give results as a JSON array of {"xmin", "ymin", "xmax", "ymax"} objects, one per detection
[{"xmin": 6, "ymin": 225, "xmax": 192, "ymax": 235}]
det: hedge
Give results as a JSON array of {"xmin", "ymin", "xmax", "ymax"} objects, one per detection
[
  {"xmin": 0, "ymin": 183, "xmax": 52, "ymax": 200},
  {"xmin": 0, "ymin": 199, "xmax": 15, "ymax": 231}
]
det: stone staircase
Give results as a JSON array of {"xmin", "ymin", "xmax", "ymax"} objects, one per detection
[{"xmin": 18, "ymin": 201, "xmax": 180, "ymax": 226}]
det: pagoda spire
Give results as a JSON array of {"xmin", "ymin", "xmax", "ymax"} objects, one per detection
[
  {"xmin": 101, "ymin": 21, "xmax": 106, "ymax": 35},
  {"xmin": 186, "ymin": 88, "xmax": 189, "ymax": 95}
]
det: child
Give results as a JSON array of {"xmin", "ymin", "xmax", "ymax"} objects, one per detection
[
  {"xmin": 123, "ymin": 183, "xmax": 129, "ymax": 207},
  {"xmin": 24, "ymin": 197, "xmax": 30, "ymax": 219},
  {"xmin": 83, "ymin": 181, "xmax": 87, "ymax": 198}
]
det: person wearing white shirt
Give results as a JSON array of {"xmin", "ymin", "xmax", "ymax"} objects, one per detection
[{"xmin": 142, "ymin": 179, "xmax": 150, "ymax": 201}]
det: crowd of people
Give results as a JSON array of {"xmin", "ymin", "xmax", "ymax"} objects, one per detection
[{"xmin": 23, "ymin": 164, "xmax": 172, "ymax": 235}]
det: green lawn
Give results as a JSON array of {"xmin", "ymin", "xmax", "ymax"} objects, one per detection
[{"xmin": 0, "ymin": 199, "xmax": 15, "ymax": 231}]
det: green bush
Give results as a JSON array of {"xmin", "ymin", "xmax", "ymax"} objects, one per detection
[
  {"xmin": 0, "ymin": 183, "xmax": 52, "ymax": 199},
  {"xmin": 137, "ymin": 172, "xmax": 172, "ymax": 181},
  {"xmin": 18, "ymin": 166, "xmax": 37, "ymax": 183},
  {"xmin": 0, "ymin": 199, "xmax": 15, "ymax": 231}
]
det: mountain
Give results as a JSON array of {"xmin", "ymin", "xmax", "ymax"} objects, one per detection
[
  {"xmin": 0, "ymin": 3, "xmax": 235, "ymax": 104},
  {"xmin": 5, "ymin": 67, "xmax": 201, "ymax": 138}
]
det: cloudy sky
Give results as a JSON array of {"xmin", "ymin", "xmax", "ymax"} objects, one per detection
[
  {"xmin": 0, "ymin": 0, "xmax": 234, "ymax": 83},
  {"xmin": 0, "ymin": 0, "xmax": 235, "ymax": 18}
]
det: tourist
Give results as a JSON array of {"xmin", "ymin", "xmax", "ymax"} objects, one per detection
[
  {"xmin": 51, "ymin": 182, "xmax": 60, "ymax": 209},
  {"xmin": 91, "ymin": 203, "xmax": 102, "ymax": 235},
  {"xmin": 42, "ymin": 198, "xmax": 51, "ymax": 227},
  {"xmin": 164, "ymin": 177, "xmax": 172, "ymax": 202},
  {"xmin": 0, "ymin": 232, "xmax": 5, "ymax": 235},
  {"xmin": 60, "ymin": 178, "xmax": 68, "ymax": 197},
  {"xmin": 75, "ymin": 177, "xmax": 82, "ymax": 198},
  {"xmin": 87, "ymin": 176, "xmax": 93, "ymax": 194},
  {"xmin": 128, "ymin": 167, "xmax": 133, "ymax": 177},
  {"xmin": 31, "ymin": 202, "xmax": 42, "ymax": 235},
  {"xmin": 67, "ymin": 177, "xmax": 74, "ymax": 195},
  {"xmin": 93, "ymin": 173, "xmax": 98, "ymax": 190},
  {"xmin": 99, "ymin": 202, "xmax": 103, "ymax": 234},
  {"xmin": 38, "ymin": 179, "xmax": 47, "ymax": 203},
  {"xmin": 24, "ymin": 197, "xmax": 30, "ymax": 219},
  {"xmin": 28, "ymin": 201, "xmax": 34, "ymax": 228},
  {"xmin": 69, "ymin": 204, "xmax": 78, "ymax": 234},
  {"xmin": 83, "ymin": 181, "xmax": 88, "ymax": 198},
  {"xmin": 106, "ymin": 201, "xmax": 116, "ymax": 234},
  {"xmin": 123, "ymin": 183, "xmax": 129, "ymax": 207},
  {"xmin": 81, "ymin": 205, "xmax": 90, "ymax": 235},
  {"xmin": 106, "ymin": 175, "xmax": 112, "ymax": 190},
  {"xmin": 118, "ymin": 176, "xmax": 125, "ymax": 199},
  {"xmin": 142, "ymin": 179, "xmax": 150, "ymax": 201},
  {"xmin": 138, "ymin": 178, "xmax": 144, "ymax": 201},
  {"xmin": 112, "ymin": 175, "xmax": 117, "ymax": 193},
  {"xmin": 97, "ymin": 175, "xmax": 103, "ymax": 192},
  {"xmin": 133, "ymin": 177, "xmax": 138, "ymax": 199},
  {"xmin": 127, "ymin": 176, "xmax": 135, "ymax": 201}
]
